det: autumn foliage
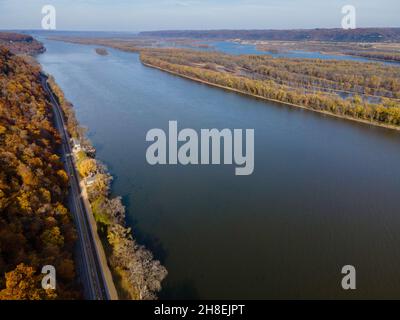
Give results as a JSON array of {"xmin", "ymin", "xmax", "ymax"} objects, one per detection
[
  {"xmin": 0, "ymin": 47, "xmax": 79, "ymax": 299},
  {"xmin": 49, "ymin": 71, "xmax": 167, "ymax": 300},
  {"xmin": 0, "ymin": 32, "xmax": 45, "ymax": 55},
  {"xmin": 141, "ymin": 49, "xmax": 400, "ymax": 127},
  {"xmin": 0, "ymin": 264, "xmax": 56, "ymax": 300}
]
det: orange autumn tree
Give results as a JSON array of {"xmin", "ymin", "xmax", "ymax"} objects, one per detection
[{"xmin": 0, "ymin": 264, "xmax": 56, "ymax": 300}]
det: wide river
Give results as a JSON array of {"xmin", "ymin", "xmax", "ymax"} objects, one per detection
[{"xmin": 37, "ymin": 38, "xmax": 400, "ymax": 299}]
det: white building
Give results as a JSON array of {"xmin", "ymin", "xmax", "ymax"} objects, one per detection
[
  {"xmin": 71, "ymin": 138, "xmax": 82, "ymax": 153},
  {"xmin": 85, "ymin": 175, "xmax": 97, "ymax": 187}
]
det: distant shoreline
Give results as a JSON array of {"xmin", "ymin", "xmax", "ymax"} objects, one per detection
[{"xmin": 141, "ymin": 61, "xmax": 400, "ymax": 132}]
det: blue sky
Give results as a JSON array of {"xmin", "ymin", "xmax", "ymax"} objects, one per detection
[{"xmin": 0, "ymin": 0, "xmax": 398, "ymax": 31}]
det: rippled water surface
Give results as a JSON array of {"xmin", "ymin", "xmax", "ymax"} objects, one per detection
[{"xmin": 38, "ymin": 38, "xmax": 400, "ymax": 299}]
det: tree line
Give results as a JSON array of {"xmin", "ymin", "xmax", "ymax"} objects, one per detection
[
  {"xmin": 140, "ymin": 49, "xmax": 400, "ymax": 127},
  {"xmin": 49, "ymin": 75, "xmax": 167, "ymax": 300},
  {"xmin": 0, "ymin": 32, "xmax": 45, "ymax": 55},
  {"xmin": 141, "ymin": 49, "xmax": 400, "ymax": 99},
  {"xmin": 139, "ymin": 28, "xmax": 400, "ymax": 42},
  {"xmin": 346, "ymin": 51, "xmax": 400, "ymax": 62}
]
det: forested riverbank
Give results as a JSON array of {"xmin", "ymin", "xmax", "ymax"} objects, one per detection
[
  {"xmin": 0, "ymin": 32, "xmax": 167, "ymax": 300},
  {"xmin": 47, "ymin": 73, "xmax": 167, "ymax": 300},
  {"xmin": 140, "ymin": 49, "xmax": 400, "ymax": 129},
  {"xmin": 0, "ymin": 46, "xmax": 80, "ymax": 299},
  {"xmin": 0, "ymin": 32, "xmax": 45, "ymax": 55},
  {"xmin": 345, "ymin": 51, "xmax": 400, "ymax": 62}
]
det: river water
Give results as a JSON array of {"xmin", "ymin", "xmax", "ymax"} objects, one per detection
[{"xmin": 37, "ymin": 37, "xmax": 400, "ymax": 299}]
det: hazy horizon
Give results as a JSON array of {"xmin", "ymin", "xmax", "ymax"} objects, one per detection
[
  {"xmin": 0, "ymin": 0, "xmax": 399, "ymax": 31},
  {"xmin": 2, "ymin": 26, "xmax": 400, "ymax": 33}
]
